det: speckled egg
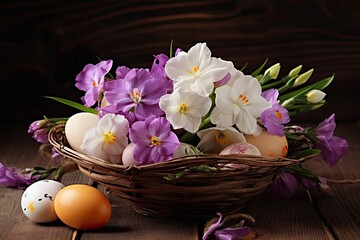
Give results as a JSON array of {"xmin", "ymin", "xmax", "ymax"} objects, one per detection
[{"xmin": 21, "ymin": 179, "xmax": 65, "ymax": 223}]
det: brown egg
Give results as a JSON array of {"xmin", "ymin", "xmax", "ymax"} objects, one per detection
[{"xmin": 245, "ymin": 131, "xmax": 288, "ymax": 157}]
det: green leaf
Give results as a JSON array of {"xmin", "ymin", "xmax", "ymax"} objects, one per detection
[
  {"xmin": 279, "ymin": 74, "xmax": 334, "ymax": 102},
  {"xmin": 297, "ymin": 148, "xmax": 320, "ymax": 158},
  {"xmin": 32, "ymin": 166, "xmax": 46, "ymax": 171},
  {"xmin": 286, "ymin": 165, "xmax": 321, "ymax": 183},
  {"xmin": 169, "ymin": 39, "xmax": 174, "ymax": 58},
  {"xmin": 44, "ymin": 96, "xmax": 98, "ymax": 114},
  {"xmin": 190, "ymin": 165, "xmax": 216, "ymax": 172},
  {"xmin": 251, "ymin": 58, "xmax": 268, "ymax": 77},
  {"xmin": 163, "ymin": 171, "xmax": 186, "ymax": 181},
  {"xmin": 240, "ymin": 62, "xmax": 248, "ymax": 72},
  {"xmin": 262, "ymin": 76, "xmax": 293, "ymax": 90}
]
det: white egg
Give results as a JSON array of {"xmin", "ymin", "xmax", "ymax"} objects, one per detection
[
  {"xmin": 65, "ymin": 112, "xmax": 99, "ymax": 153},
  {"xmin": 122, "ymin": 143, "xmax": 140, "ymax": 166},
  {"xmin": 21, "ymin": 179, "xmax": 65, "ymax": 223}
]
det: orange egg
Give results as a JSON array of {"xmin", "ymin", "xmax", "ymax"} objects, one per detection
[
  {"xmin": 245, "ymin": 131, "xmax": 288, "ymax": 157},
  {"xmin": 54, "ymin": 184, "xmax": 112, "ymax": 230}
]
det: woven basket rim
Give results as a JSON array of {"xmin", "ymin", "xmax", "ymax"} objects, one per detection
[{"xmin": 48, "ymin": 124, "xmax": 316, "ymax": 172}]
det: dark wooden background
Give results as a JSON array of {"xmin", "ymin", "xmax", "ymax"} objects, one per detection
[{"xmin": 1, "ymin": 0, "xmax": 359, "ymax": 125}]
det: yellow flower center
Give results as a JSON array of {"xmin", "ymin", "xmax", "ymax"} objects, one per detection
[
  {"xmin": 237, "ymin": 94, "xmax": 249, "ymax": 107},
  {"xmin": 130, "ymin": 88, "xmax": 142, "ymax": 104},
  {"xmin": 215, "ymin": 131, "xmax": 229, "ymax": 146},
  {"xmin": 275, "ymin": 110, "xmax": 283, "ymax": 120},
  {"xmin": 150, "ymin": 136, "xmax": 161, "ymax": 146},
  {"xmin": 103, "ymin": 131, "xmax": 116, "ymax": 144},
  {"xmin": 188, "ymin": 66, "xmax": 200, "ymax": 77},
  {"xmin": 179, "ymin": 103, "xmax": 189, "ymax": 113},
  {"xmin": 92, "ymin": 81, "xmax": 98, "ymax": 87}
]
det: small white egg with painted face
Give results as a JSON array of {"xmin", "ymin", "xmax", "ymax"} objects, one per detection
[
  {"xmin": 65, "ymin": 112, "xmax": 99, "ymax": 153},
  {"xmin": 21, "ymin": 179, "xmax": 65, "ymax": 223}
]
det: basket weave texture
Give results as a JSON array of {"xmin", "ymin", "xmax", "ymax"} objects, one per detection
[{"xmin": 49, "ymin": 124, "xmax": 313, "ymax": 219}]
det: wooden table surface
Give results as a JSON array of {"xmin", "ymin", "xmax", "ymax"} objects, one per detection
[{"xmin": 1, "ymin": 121, "xmax": 359, "ymax": 240}]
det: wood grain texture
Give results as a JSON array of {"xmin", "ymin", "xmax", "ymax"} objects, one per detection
[
  {"xmin": 0, "ymin": 0, "xmax": 359, "ymax": 124},
  {"xmin": 0, "ymin": 124, "xmax": 74, "ymax": 240},
  {"xmin": 0, "ymin": 125, "xmax": 359, "ymax": 238},
  {"xmin": 303, "ymin": 122, "xmax": 360, "ymax": 239},
  {"xmin": 241, "ymin": 189, "xmax": 330, "ymax": 239},
  {"xmin": 0, "ymin": 124, "xmax": 198, "ymax": 240},
  {"xmin": 80, "ymin": 192, "xmax": 199, "ymax": 240}
]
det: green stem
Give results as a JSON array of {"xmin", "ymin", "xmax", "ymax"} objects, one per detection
[
  {"xmin": 52, "ymin": 161, "xmax": 79, "ymax": 181},
  {"xmin": 262, "ymin": 76, "xmax": 291, "ymax": 90}
]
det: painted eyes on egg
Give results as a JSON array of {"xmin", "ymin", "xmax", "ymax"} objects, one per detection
[
  {"xmin": 23, "ymin": 193, "xmax": 54, "ymax": 201},
  {"xmin": 23, "ymin": 193, "xmax": 54, "ymax": 211}
]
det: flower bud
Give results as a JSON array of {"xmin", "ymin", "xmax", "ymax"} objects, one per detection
[
  {"xmin": 294, "ymin": 69, "xmax": 314, "ymax": 86},
  {"xmin": 255, "ymin": 74, "xmax": 263, "ymax": 81},
  {"xmin": 264, "ymin": 63, "xmax": 281, "ymax": 79},
  {"xmin": 307, "ymin": 90, "xmax": 326, "ymax": 103},
  {"xmin": 288, "ymin": 65, "xmax": 302, "ymax": 78},
  {"xmin": 281, "ymin": 98, "xmax": 294, "ymax": 107},
  {"xmin": 311, "ymin": 102, "xmax": 325, "ymax": 110}
]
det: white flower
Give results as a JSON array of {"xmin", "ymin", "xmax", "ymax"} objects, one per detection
[
  {"xmin": 210, "ymin": 70, "xmax": 271, "ymax": 134},
  {"xmin": 80, "ymin": 113, "xmax": 129, "ymax": 164},
  {"xmin": 165, "ymin": 42, "xmax": 233, "ymax": 97},
  {"xmin": 159, "ymin": 88, "xmax": 211, "ymax": 133},
  {"xmin": 196, "ymin": 127, "xmax": 246, "ymax": 154},
  {"xmin": 307, "ymin": 89, "xmax": 326, "ymax": 103}
]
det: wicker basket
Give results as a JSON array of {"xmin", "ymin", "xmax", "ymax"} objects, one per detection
[{"xmin": 49, "ymin": 124, "xmax": 314, "ymax": 219}]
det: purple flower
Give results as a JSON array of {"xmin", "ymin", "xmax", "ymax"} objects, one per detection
[
  {"xmin": 267, "ymin": 172, "xmax": 298, "ymax": 200},
  {"xmin": 214, "ymin": 72, "xmax": 231, "ymax": 88},
  {"xmin": 151, "ymin": 53, "xmax": 173, "ymax": 93},
  {"xmin": 175, "ymin": 48, "xmax": 183, "ymax": 56},
  {"xmin": 202, "ymin": 212, "xmax": 224, "ymax": 240},
  {"xmin": 51, "ymin": 147, "xmax": 62, "ymax": 159},
  {"xmin": 286, "ymin": 125, "xmax": 305, "ymax": 133},
  {"xmin": 75, "ymin": 59, "xmax": 113, "ymax": 107},
  {"xmin": 202, "ymin": 213, "xmax": 255, "ymax": 240},
  {"xmin": 104, "ymin": 68, "xmax": 167, "ymax": 120},
  {"xmin": 98, "ymin": 103, "xmax": 137, "ymax": 126},
  {"xmin": 298, "ymin": 176, "xmax": 332, "ymax": 195},
  {"xmin": 0, "ymin": 162, "xmax": 39, "ymax": 189},
  {"xmin": 129, "ymin": 116, "xmax": 180, "ymax": 164},
  {"xmin": 261, "ymin": 89, "xmax": 290, "ymax": 136},
  {"xmin": 314, "ymin": 114, "xmax": 349, "ymax": 167},
  {"xmin": 28, "ymin": 119, "xmax": 50, "ymax": 143},
  {"xmin": 214, "ymin": 227, "xmax": 254, "ymax": 240},
  {"xmin": 115, "ymin": 66, "xmax": 131, "ymax": 79},
  {"xmin": 261, "ymin": 88, "xmax": 279, "ymax": 103}
]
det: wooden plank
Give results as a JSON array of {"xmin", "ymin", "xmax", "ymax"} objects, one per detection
[
  {"xmin": 239, "ymin": 122, "xmax": 360, "ymax": 239},
  {"xmin": 0, "ymin": 124, "xmax": 198, "ymax": 239},
  {"xmin": 1, "ymin": 121, "xmax": 359, "ymax": 239},
  {"xmin": 79, "ymin": 187, "xmax": 199, "ymax": 240},
  {"xmin": 240, "ymin": 190, "xmax": 330, "ymax": 239},
  {"xmin": 303, "ymin": 122, "xmax": 360, "ymax": 239},
  {"xmin": 0, "ymin": 124, "xmax": 76, "ymax": 240}
]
